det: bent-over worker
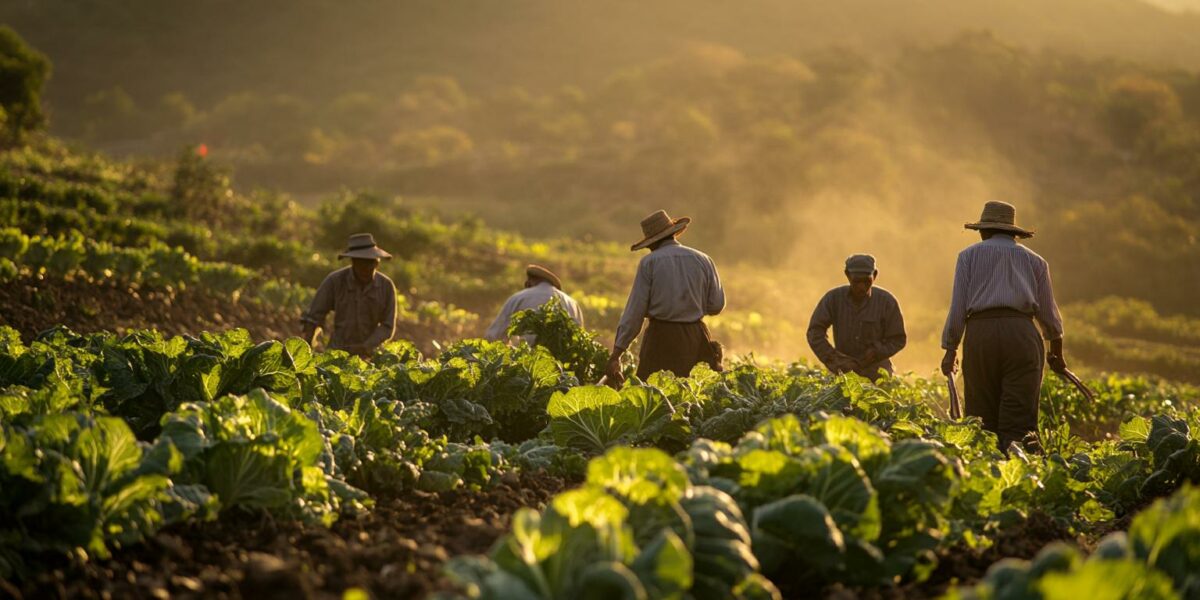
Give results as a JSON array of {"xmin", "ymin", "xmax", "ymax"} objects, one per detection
[
  {"xmin": 301, "ymin": 233, "xmax": 397, "ymax": 358},
  {"xmin": 807, "ymin": 254, "xmax": 906, "ymax": 380},
  {"xmin": 606, "ymin": 210, "xmax": 725, "ymax": 385},
  {"xmin": 484, "ymin": 264, "xmax": 584, "ymax": 342},
  {"xmin": 941, "ymin": 201, "xmax": 1069, "ymax": 452}
]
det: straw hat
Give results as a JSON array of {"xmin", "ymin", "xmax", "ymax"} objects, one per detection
[
  {"xmin": 964, "ymin": 201, "xmax": 1034, "ymax": 238},
  {"xmin": 337, "ymin": 233, "xmax": 393, "ymax": 260},
  {"xmin": 526, "ymin": 264, "xmax": 562, "ymax": 289},
  {"xmin": 631, "ymin": 210, "xmax": 691, "ymax": 251}
]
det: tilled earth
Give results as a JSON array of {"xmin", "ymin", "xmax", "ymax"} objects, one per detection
[
  {"xmin": 0, "ymin": 275, "xmax": 299, "ymax": 343},
  {"xmin": 0, "ymin": 275, "xmax": 469, "ymax": 353},
  {"xmin": 13, "ymin": 473, "xmax": 569, "ymax": 600}
]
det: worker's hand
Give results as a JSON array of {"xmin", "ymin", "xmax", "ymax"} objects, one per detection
[
  {"xmin": 831, "ymin": 351, "xmax": 857, "ymax": 374},
  {"xmin": 1047, "ymin": 338, "xmax": 1067, "ymax": 374},
  {"xmin": 941, "ymin": 349, "xmax": 957, "ymax": 377},
  {"xmin": 301, "ymin": 324, "xmax": 319, "ymax": 347},
  {"xmin": 1047, "ymin": 352, "xmax": 1067, "ymax": 374},
  {"xmin": 605, "ymin": 353, "xmax": 625, "ymax": 388},
  {"xmin": 861, "ymin": 346, "xmax": 878, "ymax": 365}
]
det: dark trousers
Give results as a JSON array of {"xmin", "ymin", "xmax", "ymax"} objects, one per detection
[
  {"xmin": 962, "ymin": 312, "xmax": 1044, "ymax": 451},
  {"xmin": 637, "ymin": 319, "xmax": 719, "ymax": 380}
]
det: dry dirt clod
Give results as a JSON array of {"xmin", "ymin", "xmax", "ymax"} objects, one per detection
[{"xmin": 170, "ymin": 575, "xmax": 204, "ymax": 592}]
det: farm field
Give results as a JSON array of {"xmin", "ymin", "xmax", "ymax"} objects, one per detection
[
  {"xmin": 3, "ymin": 8, "xmax": 1200, "ymax": 599},
  {"xmin": 3, "ymin": 315, "xmax": 1200, "ymax": 599}
]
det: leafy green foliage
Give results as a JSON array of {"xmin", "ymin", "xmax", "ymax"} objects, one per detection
[
  {"xmin": 2, "ymin": 315, "xmax": 1199, "ymax": 595},
  {"xmin": 508, "ymin": 298, "xmax": 634, "ymax": 384},
  {"xmin": 0, "ymin": 26, "xmax": 50, "ymax": 143},
  {"xmin": 950, "ymin": 485, "xmax": 1200, "ymax": 600},
  {"xmin": 0, "ymin": 413, "xmax": 182, "ymax": 578},
  {"xmin": 450, "ymin": 447, "xmax": 775, "ymax": 600},
  {"xmin": 546, "ymin": 385, "xmax": 684, "ymax": 454}
]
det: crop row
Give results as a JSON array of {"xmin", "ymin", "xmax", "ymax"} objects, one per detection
[{"xmin": 2, "ymin": 305, "xmax": 1199, "ymax": 597}]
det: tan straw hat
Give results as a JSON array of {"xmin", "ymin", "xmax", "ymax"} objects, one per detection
[
  {"xmin": 964, "ymin": 201, "xmax": 1034, "ymax": 238},
  {"xmin": 337, "ymin": 233, "xmax": 393, "ymax": 260},
  {"xmin": 631, "ymin": 210, "xmax": 691, "ymax": 251},
  {"xmin": 526, "ymin": 264, "xmax": 563, "ymax": 289}
]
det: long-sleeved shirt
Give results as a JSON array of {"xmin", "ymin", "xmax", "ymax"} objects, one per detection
[
  {"xmin": 301, "ymin": 267, "xmax": 397, "ymax": 352},
  {"xmin": 807, "ymin": 286, "xmax": 907, "ymax": 379},
  {"xmin": 484, "ymin": 282, "xmax": 585, "ymax": 341},
  {"xmin": 941, "ymin": 235, "xmax": 1064, "ymax": 350},
  {"xmin": 614, "ymin": 240, "xmax": 725, "ymax": 351}
]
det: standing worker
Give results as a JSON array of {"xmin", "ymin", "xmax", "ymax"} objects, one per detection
[
  {"xmin": 941, "ymin": 201, "xmax": 1069, "ymax": 452},
  {"xmin": 807, "ymin": 254, "xmax": 907, "ymax": 380},
  {"xmin": 606, "ymin": 210, "xmax": 725, "ymax": 384},
  {"xmin": 301, "ymin": 233, "xmax": 397, "ymax": 358},
  {"xmin": 484, "ymin": 264, "xmax": 584, "ymax": 341}
]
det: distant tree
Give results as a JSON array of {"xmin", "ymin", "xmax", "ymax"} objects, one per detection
[
  {"xmin": 80, "ymin": 86, "xmax": 137, "ymax": 140},
  {"xmin": 390, "ymin": 125, "xmax": 474, "ymax": 167},
  {"xmin": 170, "ymin": 145, "xmax": 238, "ymax": 227},
  {"xmin": 0, "ymin": 26, "xmax": 51, "ymax": 144},
  {"xmin": 1102, "ymin": 75, "xmax": 1182, "ymax": 151}
]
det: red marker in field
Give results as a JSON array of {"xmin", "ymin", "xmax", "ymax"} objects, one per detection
[{"xmin": 196, "ymin": 144, "xmax": 208, "ymax": 157}]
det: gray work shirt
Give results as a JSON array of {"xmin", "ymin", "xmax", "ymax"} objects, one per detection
[
  {"xmin": 807, "ymin": 285, "xmax": 907, "ymax": 378},
  {"xmin": 941, "ymin": 234, "xmax": 1064, "ymax": 350},
  {"xmin": 484, "ymin": 282, "xmax": 585, "ymax": 341},
  {"xmin": 301, "ymin": 267, "xmax": 397, "ymax": 352},
  {"xmin": 614, "ymin": 240, "xmax": 725, "ymax": 351}
]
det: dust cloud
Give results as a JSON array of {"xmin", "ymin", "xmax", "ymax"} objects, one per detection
[{"xmin": 715, "ymin": 106, "xmax": 1037, "ymax": 375}]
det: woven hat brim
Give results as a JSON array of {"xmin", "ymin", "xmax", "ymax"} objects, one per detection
[
  {"xmin": 964, "ymin": 222, "xmax": 1034, "ymax": 238},
  {"xmin": 338, "ymin": 247, "xmax": 393, "ymax": 260},
  {"xmin": 631, "ymin": 217, "xmax": 691, "ymax": 251}
]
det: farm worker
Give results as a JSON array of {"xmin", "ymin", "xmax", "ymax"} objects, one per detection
[
  {"xmin": 806, "ymin": 254, "xmax": 907, "ymax": 381},
  {"xmin": 484, "ymin": 264, "xmax": 584, "ymax": 341},
  {"xmin": 941, "ymin": 201, "xmax": 1068, "ymax": 452},
  {"xmin": 606, "ymin": 210, "xmax": 725, "ymax": 385},
  {"xmin": 301, "ymin": 233, "xmax": 397, "ymax": 358}
]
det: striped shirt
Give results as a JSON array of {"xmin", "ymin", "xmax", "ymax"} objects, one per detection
[
  {"xmin": 484, "ymin": 282, "xmax": 584, "ymax": 341},
  {"xmin": 614, "ymin": 240, "xmax": 725, "ymax": 351},
  {"xmin": 807, "ymin": 286, "xmax": 906, "ymax": 378},
  {"xmin": 941, "ymin": 235, "xmax": 1064, "ymax": 350}
]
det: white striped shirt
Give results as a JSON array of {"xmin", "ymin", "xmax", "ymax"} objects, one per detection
[{"xmin": 941, "ymin": 235, "xmax": 1064, "ymax": 350}]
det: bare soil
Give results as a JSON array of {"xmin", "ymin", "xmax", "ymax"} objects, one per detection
[
  {"xmin": 0, "ymin": 275, "xmax": 299, "ymax": 343},
  {"xmin": 12, "ymin": 472, "xmax": 569, "ymax": 600}
]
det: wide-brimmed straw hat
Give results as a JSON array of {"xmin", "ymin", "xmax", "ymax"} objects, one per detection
[
  {"xmin": 526, "ymin": 264, "xmax": 562, "ymax": 289},
  {"xmin": 631, "ymin": 210, "xmax": 691, "ymax": 251},
  {"xmin": 964, "ymin": 201, "xmax": 1035, "ymax": 238},
  {"xmin": 337, "ymin": 233, "xmax": 393, "ymax": 260}
]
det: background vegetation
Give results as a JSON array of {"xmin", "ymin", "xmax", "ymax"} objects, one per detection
[{"xmin": 2, "ymin": 2, "xmax": 1200, "ymax": 378}]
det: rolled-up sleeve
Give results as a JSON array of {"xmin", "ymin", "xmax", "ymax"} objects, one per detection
[
  {"xmin": 1034, "ymin": 260, "xmax": 1064, "ymax": 340},
  {"xmin": 941, "ymin": 253, "xmax": 970, "ymax": 350},
  {"xmin": 614, "ymin": 259, "xmax": 652, "ymax": 351},
  {"xmin": 364, "ymin": 281, "xmax": 397, "ymax": 351},
  {"xmin": 705, "ymin": 257, "xmax": 726, "ymax": 316},
  {"xmin": 301, "ymin": 274, "xmax": 337, "ymax": 327},
  {"xmin": 806, "ymin": 293, "xmax": 837, "ymax": 365}
]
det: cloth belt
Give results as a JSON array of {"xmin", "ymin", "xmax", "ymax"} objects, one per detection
[
  {"xmin": 967, "ymin": 307, "xmax": 1033, "ymax": 320},
  {"xmin": 649, "ymin": 317, "xmax": 703, "ymax": 325}
]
